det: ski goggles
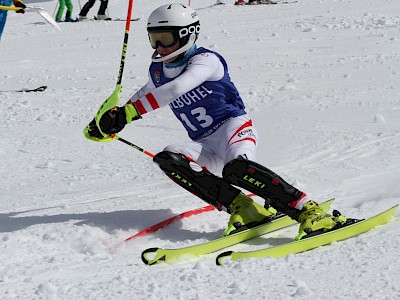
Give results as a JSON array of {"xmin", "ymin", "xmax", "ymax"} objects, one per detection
[{"xmin": 148, "ymin": 30, "xmax": 179, "ymax": 49}]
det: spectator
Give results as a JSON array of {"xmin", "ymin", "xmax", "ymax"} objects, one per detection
[
  {"xmin": 78, "ymin": 0, "xmax": 109, "ymax": 21},
  {"xmin": 55, "ymin": 0, "xmax": 76, "ymax": 22}
]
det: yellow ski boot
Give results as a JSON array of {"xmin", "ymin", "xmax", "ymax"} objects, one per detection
[
  {"xmin": 223, "ymin": 193, "xmax": 277, "ymax": 236},
  {"xmin": 296, "ymin": 200, "xmax": 346, "ymax": 240}
]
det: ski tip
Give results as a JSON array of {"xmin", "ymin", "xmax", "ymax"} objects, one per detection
[
  {"xmin": 216, "ymin": 251, "xmax": 233, "ymax": 266},
  {"xmin": 141, "ymin": 247, "xmax": 164, "ymax": 266},
  {"xmin": 37, "ymin": 86, "xmax": 48, "ymax": 91},
  {"xmin": 16, "ymin": 85, "xmax": 48, "ymax": 93}
]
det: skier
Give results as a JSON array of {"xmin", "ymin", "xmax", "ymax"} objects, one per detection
[
  {"xmin": 0, "ymin": 0, "xmax": 25, "ymax": 40},
  {"xmin": 84, "ymin": 3, "xmax": 345, "ymax": 239}
]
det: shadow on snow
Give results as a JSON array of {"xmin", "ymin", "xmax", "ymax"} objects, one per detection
[{"xmin": 0, "ymin": 208, "xmax": 223, "ymax": 242}]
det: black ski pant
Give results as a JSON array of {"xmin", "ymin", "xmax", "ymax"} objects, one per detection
[
  {"xmin": 79, "ymin": 0, "xmax": 108, "ymax": 17},
  {"xmin": 153, "ymin": 151, "xmax": 304, "ymax": 220}
]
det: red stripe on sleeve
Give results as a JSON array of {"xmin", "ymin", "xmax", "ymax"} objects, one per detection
[
  {"xmin": 133, "ymin": 100, "xmax": 147, "ymax": 115},
  {"xmin": 145, "ymin": 93, "xmax": 160, "ymax": 110}
]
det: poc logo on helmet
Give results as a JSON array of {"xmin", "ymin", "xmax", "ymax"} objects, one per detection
[{"xmin": 179, "ymin": 25, "xmax": 200, "ymax": 38}]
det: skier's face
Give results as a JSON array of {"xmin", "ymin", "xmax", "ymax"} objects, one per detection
[{"xmin": 156, "ymin": 42, "xmax": 181, "ymax": 63}]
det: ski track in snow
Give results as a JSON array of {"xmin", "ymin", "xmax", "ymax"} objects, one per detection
[{"xmin": 1, "ymin": 0, "xmax": 400, "ymax": 299}]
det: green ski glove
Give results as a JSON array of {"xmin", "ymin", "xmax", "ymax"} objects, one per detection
[
  {"xmin": 83, "ymin": 100, "xmax": 141, "ymax": 142},
  {"xmin": 98, "ymin": 102, "xmax": 141, "ymax": 134},
  {"xmin": 124, "ymin": 101, "xmax": 141, "ymax": 124}
]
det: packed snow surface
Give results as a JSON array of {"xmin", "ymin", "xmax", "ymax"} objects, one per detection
[{"xmin": 1, "ymin": 0, "xmax": 399, "ymax": 299}]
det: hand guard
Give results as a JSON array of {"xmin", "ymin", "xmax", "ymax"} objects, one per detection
[
  {"xmin": 86, "ymin": 118, "xmax": 104, "ymax": 139},
  {"xmin": 83, "ymin": 118, "xmax": 115, "ymax": 142}
]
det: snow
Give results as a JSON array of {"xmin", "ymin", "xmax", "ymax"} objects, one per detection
[{"xmin": 1, "ymin": 0, "xmax": 400, "ymax": 298}]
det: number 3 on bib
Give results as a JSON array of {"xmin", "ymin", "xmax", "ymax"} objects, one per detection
[{"xmin": 180, "ymin": 107, "xmax": 213, "ymax": 131}]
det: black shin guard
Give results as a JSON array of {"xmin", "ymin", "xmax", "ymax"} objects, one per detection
[
  {"xmin": 153, "ymin": 151, "xmax": 240, "ymax": 210},
  {"xmin": 222, "ymin": 156, "xmax": 303, "ymax": 220}
]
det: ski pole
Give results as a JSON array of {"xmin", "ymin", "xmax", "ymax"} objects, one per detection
[
  {"xmin": 116, "ymin": 0, "xmax": 134, "ymax": 86},
  {"xmin": 116, "ymin": 136, "xmax": 155, "ymax": 158},
  {"xmin": 52, "ymin": 2, "xmax": 59, "ymax": 17},
  {"xmin": 94, "ymin": 0, "xmax": 135, "ymax": 134},
  {"xmin": 84, "ymin": 0, "xmax": 140, "ymax": 146},
  {"xmin": 0, "ymin": 4, "xmax": 20, "ymax": 11}
]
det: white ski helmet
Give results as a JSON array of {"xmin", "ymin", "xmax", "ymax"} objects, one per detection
[{"xmin": 147, "ymin": 3, "xmax": 200, "ymax": 62}]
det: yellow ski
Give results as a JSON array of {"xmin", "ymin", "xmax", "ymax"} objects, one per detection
[
  {"xmin": 216, "ymin": 205, "xmax": 398, "ymax": 265},
  {"xmin": 141, "ymin": 199, "xmax": 335, "ymax": 265}
]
